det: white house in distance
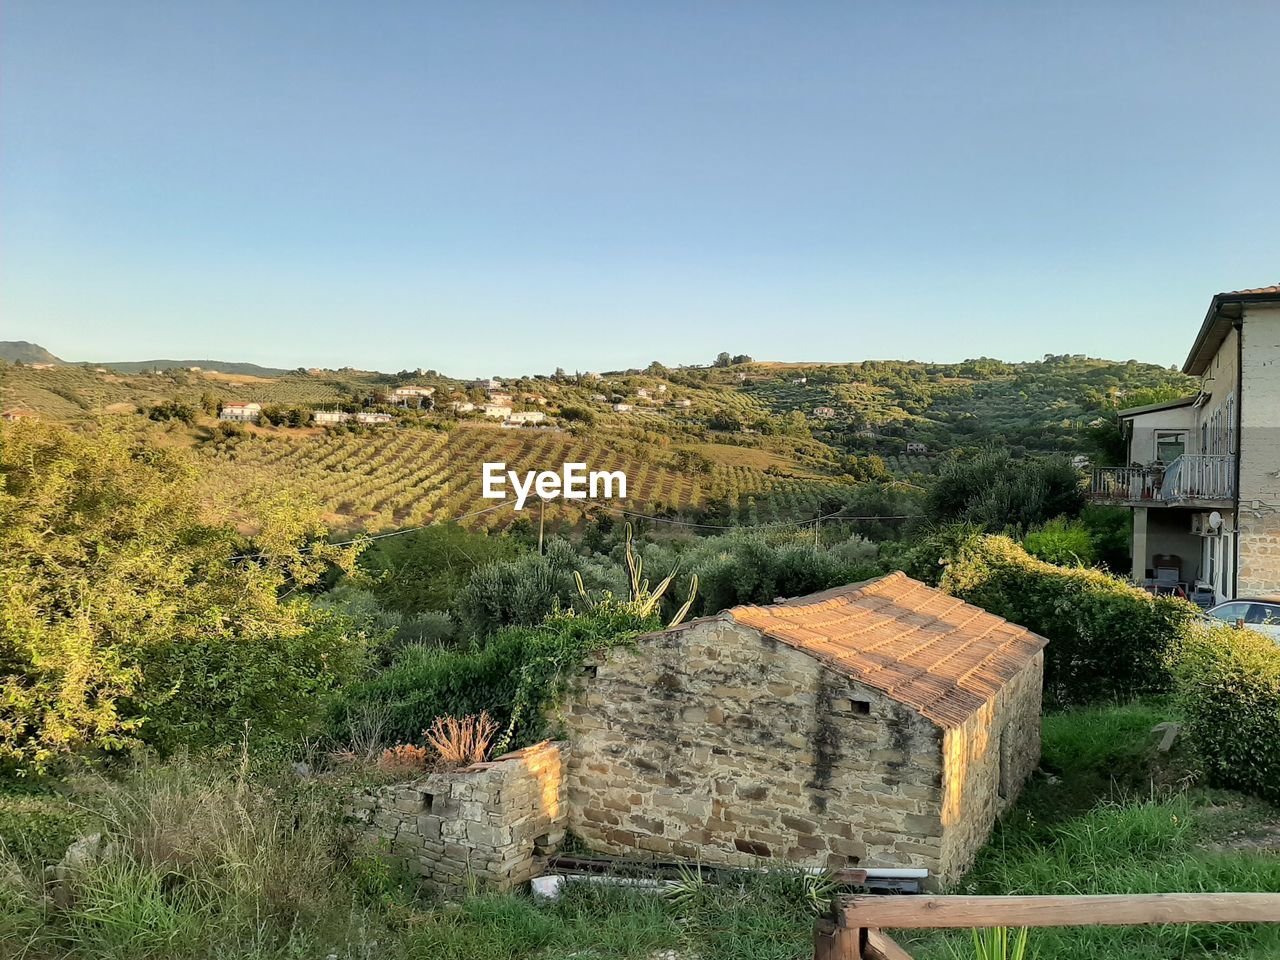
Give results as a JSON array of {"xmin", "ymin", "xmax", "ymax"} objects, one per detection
[
  {"xmin": 906, "ymin": 442, "xmax": 928, "ymax": 454},
  {"xmin": 355, "ymin": 411, "xmax": 394, "ymax": 425},
  {"xmin": 386, "ymin": 386, "xmax": 435, "ymax": 408},
  {"xmin": 813, "ymin": 406, "xmax": 836, "ymax": 419},
  {"xmin": 312, "ymin": 410, "xmax": 351, "ymax": 425},
  {"xmin": 450, "ymin": 401, "xmax": 477, "ymax": 414},
  {"xmin": 506, "ymin": 410, "xmax": 546, "ymax": 425},
  {"xmin": 470, "ymin": 377, "xmax": 502, "ymax": 391},
  {"xmin": 673, "ymin": 398, "xmax": 693, "ymax": 408},
  {"xmin": 219, "ymin": 402, "xmax": 261, "ymax": 422},
  {"xmin": 1091, "ymin": 285, "xmax": 1280, "ymax": 603},
  {"xmin": 612, "ymin": 403, "xmax": 633, "ymax": 413},
  {"xmin": 482, "ymin": 404, "xmax": 513, "ymax": 419}
]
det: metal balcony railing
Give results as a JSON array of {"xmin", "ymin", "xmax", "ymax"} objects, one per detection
[{"xmin": 1089, "ymin": 455, "xmax": 1234, "ymax": 504}]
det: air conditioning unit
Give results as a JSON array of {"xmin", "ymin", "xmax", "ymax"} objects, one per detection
[{"xmin": 1190, "ymin": 512, "xmax": 1224, "ymax": 537}]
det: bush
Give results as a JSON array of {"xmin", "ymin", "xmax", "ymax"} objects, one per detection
[
  {"xmin": 454, "ymin": 540, "xmax": 624, "ymax": 638},
  {"xmin": 1022, "ymin": 517, "xmax": 1096, "ymax": 566},
  {"xmin": 332, "ymin": 605, "xmax": 657, "ymax": 751},
  {"xmin": 924, "ymin": 449, "xmax": 1085, "ymax": 531},
  {"xmin": 908, "ymin": 529, "xmax": 1194, "ymax": 704},
  {"xmin": 1175, "ymin": 622, "xmax": 1280, "ymax": 803},
  {"xmin": 0, "ymin": 421, "xmax": 365, "ymax": 770}
]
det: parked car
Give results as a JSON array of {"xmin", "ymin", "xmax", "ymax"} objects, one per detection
[{"xmin": 1204, "ymin": 599, "xmax": 1280, "ymax": 642}]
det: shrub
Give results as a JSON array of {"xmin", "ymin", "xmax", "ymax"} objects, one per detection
[
  {"xmin": 425, "ymin": 712, "xmax": 498, "ymax": 768},
  {"xmin": 1022, "ymin": 517, "xmax": 1096, "ymax": 566},
  {"xmin": 454, "ymin": 540, "xmax": 625, "ymax": 638},
  {"xmin": 910, "ymin": 529, "xmax": 1194, "ymax": 704},
  {"xmin": 332, "ymin": 605, "xmax": 657, "ymax": 751},
  {"xmin": 0, "ymin": 421, "xmax": 365, "ymax": 770},
  {"xmin": 924, "ymin": 449, "xmax": 1085, "ymax": 531},
  {"xmin": 1175, "ymin": 622, "xmax": 1280, "ymax": 803}
]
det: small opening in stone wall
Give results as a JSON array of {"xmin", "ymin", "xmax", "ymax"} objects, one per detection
[
  {"xmin": 833, "ymin": 698, "xmax": 871, "ymax": 716},
  {"xmin": 581, "ymin": 664, "xmax": 598, "ymax": 678},
  {"xmin": 422, "ymin": 792, "xmax": 435, "ymax": 814}
]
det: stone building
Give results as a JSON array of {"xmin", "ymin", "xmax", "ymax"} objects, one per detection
[{"xmin": 562, "ymin": 572, "xmax": 1046, "ymax": 886}]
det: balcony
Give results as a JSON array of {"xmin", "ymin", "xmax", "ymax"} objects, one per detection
[{"xmin": 1090, "ymin": 455, "xmax": 1235, "ymax": 507}]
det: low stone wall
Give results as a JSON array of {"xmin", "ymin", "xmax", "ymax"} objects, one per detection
[{"xmin": 349, "ymin": 740, "xmax": 567, "ymax": 894}]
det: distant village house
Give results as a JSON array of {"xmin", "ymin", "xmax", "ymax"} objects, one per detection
[
  {"xmin": 906, "ymin": 442, "xmax": 928, "ymax": 454},
  {"xmin": 813, "ymin": 406, "xmax": 836, "ymax": 419},
  {"xmin": 219, "ymin": 402, "xmax": 261, "ymax": 423},
  {"xmin": 312, "ymin": 410, "xmax": 351, "ymax": 425}
]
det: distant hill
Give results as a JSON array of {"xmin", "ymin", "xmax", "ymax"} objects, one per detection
[
  {"xmin": 0, "ymin": 341, "xmax": 65, "ymax": 365},
  {"xmin": 92, "ymin": 359, "xmax": 294, "ymax": 376},
  {"xmin": 0, "ymin": 341, "xmax": 292, "ymax": 376}
]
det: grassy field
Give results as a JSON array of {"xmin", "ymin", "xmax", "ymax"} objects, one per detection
[{"xmin": 3, "ymin": 702, "xmax": 1276, "ymax": 960}]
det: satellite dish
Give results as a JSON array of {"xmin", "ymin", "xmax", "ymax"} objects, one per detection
[{"xmin": 1208, "ymin": 511, "xmax": 1223, "ymax": 530}]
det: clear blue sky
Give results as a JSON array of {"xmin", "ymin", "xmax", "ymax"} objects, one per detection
[{"xmin": 2, "ymin": 1, "xmax": 1277, "ymax": 376}]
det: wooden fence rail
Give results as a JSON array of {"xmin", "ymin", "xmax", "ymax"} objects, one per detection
[{"xmin": 814, "ymin": 893, "xmax": 1280, "ymax": 960}]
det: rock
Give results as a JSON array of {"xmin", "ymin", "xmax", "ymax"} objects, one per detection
[
  {"xmin": 1151, "ymin": 721, "xmax": 1181, "ymax": 753},
  {"xmin": 43, "ymin": 833, "xmax": 119, "ymax": 909}
]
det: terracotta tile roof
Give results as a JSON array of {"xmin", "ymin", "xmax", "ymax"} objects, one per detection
[
  {"xmin": 1220, "ymin": 284, "xmax": 1280, "ymax": 296},
  {"xmin": 726, "ymin": 572, "xmax": 1046, "ymax": 728}
]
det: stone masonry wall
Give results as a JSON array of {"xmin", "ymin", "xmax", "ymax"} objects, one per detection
[
  {"xmin": 349, "ymin": 740, "xmax": 566, "ymax": 895},
  {"xmin": 938, "ymin": 653, "xmax": 1043, "ymax": 881},
  {"xmin": 1238, "ymin": 304, "xmax": 1280, "ymax": 597},
  {"xmin": 561, "ymin": 619, "xmax": 952, "ymax": 881}
]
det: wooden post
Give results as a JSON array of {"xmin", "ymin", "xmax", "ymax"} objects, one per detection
[
  {"xmin": 815, "ymin": 896, "xmax": 863, "ymax": 960},
  {"xmin": 813, "ymin": 917, "xmax": 861, "ymax": 960}
]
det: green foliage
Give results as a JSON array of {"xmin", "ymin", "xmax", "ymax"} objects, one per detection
[
  {"xmin": 912, "ymin": 530, "xmax": 1193, "ymax": 703},
  {"xmin": 1175, "ymin": 622, "xmax": 1280, "ymax": 803},
  {"xmin": 361, "ymin": 523, "xmax": 521, "ymax": 616},
  {"xmin": 453, "ymin": 539, "xmax": 624, "ymax": 638},
  {"xmin": 0, "ymin": 789, "xmax": 90, "ymax": 866},
  {"xmin": 146, "ymin": 400, "xmax": 197, "ymax": 424},
  {"xmin": 0, "ymin": 421, "xmax": 365, "ymax": 771},
  {"xmin": 635, "ymin": 530, "xmax": 883, "ymax": 620},
  {"xmin": 1022, "ymin": 517, "xmax": 1096, "ymax": 566},
  {"xmin": 924, "ymin": 449, "xmax": 1085, "ymax": 531},
  {"xmin": 333, "ymin": 604, "xmax": 658, "ymax": 751}
]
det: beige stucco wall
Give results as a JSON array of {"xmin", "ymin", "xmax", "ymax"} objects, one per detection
[
  {"xmin": 1238, "ymin": 304, "xmax": 1280, "ymax": 597},
  {"xmin": 561, "ymin": 618, "xmax": 1041, "ymax": 887},
  {"xmin": 938, "ymin": 654, "xmax": 1043, "ymax": 880},
  {"xmin": 1127, "ymin": 405, "xmax": 1195, "ymax": 463}
]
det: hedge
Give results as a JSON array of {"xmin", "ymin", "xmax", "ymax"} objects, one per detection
[
  {"xmin": 1175, "ymin": 622, "xmax": 1280, "ymax": 803},
  {"xmin": 906, "ymin": 529, "xmax": 1197, "ymax": 704}
]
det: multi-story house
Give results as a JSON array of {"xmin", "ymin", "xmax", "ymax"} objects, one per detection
[
  {"xmin": 1090, "ymin": 285, "xmax": 1280, "ymax": 603},
  {"xmin": 219, "ymin": 402, "xmax": 261, "ymax": 422}
]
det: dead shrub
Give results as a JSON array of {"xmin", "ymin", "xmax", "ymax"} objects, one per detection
[{"xmin": 425, "ymin": 712, "xmax": 497, "ymax": 769}]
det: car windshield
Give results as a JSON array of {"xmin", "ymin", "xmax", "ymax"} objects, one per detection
[{"xmin": 1245, "ymin": 603, "xmax": 1280, "ymax": 625}]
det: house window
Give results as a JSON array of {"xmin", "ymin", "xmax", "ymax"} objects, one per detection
[{"xmin": 1154, "ymin": 431, "xmax": 1186, "ymax": 463}]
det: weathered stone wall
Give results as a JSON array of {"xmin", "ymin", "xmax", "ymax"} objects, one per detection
[
  {"xmin": 1238, "ymin": 304, "xmax": 1280, "ymax": 597},
  {"xmin": 561, "ymin": 619, "xmax": 951, "ymax": 879},
  {"xmin": 349, "ymin": 740, "xmax": 566, "ymax": 894},
  {"xmin": 938, "ymin": 653, "xmax": 1043, "ymax": 881}
]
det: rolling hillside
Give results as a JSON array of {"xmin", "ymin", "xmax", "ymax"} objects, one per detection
[{"xmin": 2, "ymin": 347, "xmax": 1194, "ymax": 534}]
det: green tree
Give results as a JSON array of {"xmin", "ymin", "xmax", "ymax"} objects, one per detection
[
  {"xmin": 0, "ymin": 421, "xmax": 365, "ymax": 771},
  {"xmin": 924, "ymin": 449, "xmax": 1085, "ymax": 531}
]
